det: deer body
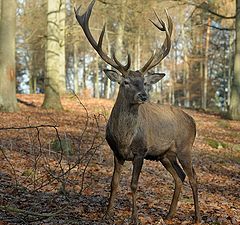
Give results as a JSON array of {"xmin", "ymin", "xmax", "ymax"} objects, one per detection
[
  {"xmin": 104, "ymin": 72, "xmax": 199, "ymax": 224},
  {"xmin": 75, "ymin": 1, "xmax": 200, "ymax": 224},
  {"xmin": 107, "ymin": 101, "xmax": 196, "ymax": 162}
]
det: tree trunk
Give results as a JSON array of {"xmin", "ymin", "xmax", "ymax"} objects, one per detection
[
  {"xmin": 184, "ymin": 54, "xmax": 190, "ymax": 108},
  {"xmin": 202, "ymin": 17, "xmax": 211, "ymax": 110},
  {"xmin": 42, "ymin": 0, "xmax": 63, "ymax": 110},
  {"xmin": 227, "ymin": 33, "xmax": 234, "ymax": 108},
  {"xmin": 0, "ymin": 0, "xmax": 18, "ymax": 112},
  {"xmin": 182, "ymin": 25, "xmax": 190, "ymax": 108},
  {"xmin": 82, "ymin": 49, "xmax": 87, "ymax": 90},
  {"xmin": 229, "ymin": 0, "xmax": 240, "ymax": 120},
  {"xmin": 104, "ymin": 26, "xmax": 111, "ymax": 99},
  {"xmin": 29, "ymin": 53, "xmax": 38, "ymax": 94},
  {"xmin": 73, "ymin": 42, "xmax": 79, "ymax": 94},
  {"xmin": 93, "ymin": 55, "xmax": 99, "ymax": 98},
  {"xmin": 133, "ymin": 28, "xmax": 141, "ymax": 70},
  {"xmin": 112, "ymin": 0, "xmax": 127, "ymax": 99},
  {"xmin": 59, "ymin": 0, "xmax": 66, "ymax": 94}
]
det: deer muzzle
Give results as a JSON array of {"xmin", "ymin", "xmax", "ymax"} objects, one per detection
[{"xmin": 135, "ymin": 92, "xmax": 148, "ymax": 103}]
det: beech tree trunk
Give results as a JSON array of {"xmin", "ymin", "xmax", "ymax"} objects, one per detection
[
  {"xmin": 229, "ymin": 0, "xmax": 240, "ymax": 120},
  {"xmin": 112, "ymin": 0, "xmax": 127, "ymax": 99},
  {"xmin": 42, "ymin": 0, "xmax": 63, "ymax": 110},
  {"xmin": 73, "ymin": 42, "xmax": 79, "ymax": 94},
  {"xmin": 202, "ymin": 17, "xmax": 211, "ymax": 110},
  {"xmin": 104, "ymin": 26, "xmax": 111, "ymax": 99},
  {"xmin": 0, "ymin": 0, "xmax": 18, "ymax": 112},
  {"xmin": 93, "ymin": 55, "xmax": 100, "ymax": 98},
  {"xmin": 59, "ymin": 0, "xmax": 66, "ymax": 94}
]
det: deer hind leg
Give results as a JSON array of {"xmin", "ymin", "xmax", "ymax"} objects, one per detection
[
  {"xmin": 178, "ymin": 150, "xmax": 200, "ymax": 224},
  {"xmin": 160, "ymin": 155, "xmax": 185, "ymax": 219},
  {"xmin": 105, "ymin": 156, "xmax": 124, "ymax": 218}
]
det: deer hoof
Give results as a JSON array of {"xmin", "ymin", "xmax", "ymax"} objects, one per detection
[
  {"xmin": 102, "ymin": 211, "xmax": 114, "ymax": 222},
  {"xmin": 165, "ymin": 213, "xmax": 173, "ymax": 220},
  {"xmin": 130, "ymin": 215, "xmax": 141, "ymax": 225},
  {"xmin": 193, "ymin": 218, "xmax": 201, "ymax": 225}
]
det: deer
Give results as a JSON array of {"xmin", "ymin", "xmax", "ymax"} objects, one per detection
[{"xmin": 75, "ymin": 0, "xmax": 200, "ymax": 224}]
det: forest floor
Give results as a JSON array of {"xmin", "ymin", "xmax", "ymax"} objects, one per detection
[{"xmin": 0, "ymin": 94, "xmax": 240, "ymax": 225}]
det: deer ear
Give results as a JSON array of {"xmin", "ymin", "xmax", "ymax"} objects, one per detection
[
  {"xmin": 103, "ymin": 69, "xmax": 122, "ymax": 83},
  {"xmin": 144, "ymin": 72, "xmax": 165, "ymax": 84}
]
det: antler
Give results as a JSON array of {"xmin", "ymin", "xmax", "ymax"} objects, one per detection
[
  {"xmin": 140, "ymin": 9, "xmax": 173, "ymax": 74},
  {"xmin": 74, "ymin": 0, "xmax": 131, "ymax": 76}
]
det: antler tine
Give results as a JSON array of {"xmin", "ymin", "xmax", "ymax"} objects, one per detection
[
  {"xmin": 113, "ymin": 53, "xmax": 131, "ymax": 71},
  {"xmin": 140, "ymin": 9, "xmax": 172, "ymax": 74},
  {"xmin": 152, "ymin": 10, "xmax": 173, "ymax": 64},
  {"xmin": 124, "ymin": 54, "xmax": 131, "ymax": 71},
  {"xmin": 165, "ymin": 9, "xmax": 173, "ymax": 37},
  {"xmin": 98, "ymin": 23, "xmax": 106, "ymax": 48},
  {"xmin": 139, "ymin": 51, "xmax": 155, "ymax": 74},
  {"xmin": 75, "ymin": 0, "xmax": 130, "ymax": 76},
  {"xmin": 151, "ymin": 10, "xmax": 165, "ymax": 31}
]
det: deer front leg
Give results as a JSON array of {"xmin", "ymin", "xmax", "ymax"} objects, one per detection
[
  {"xmin": 131, "ymin": 156, "xmax": 144, "ymax": 224},
  {"xmin": 105, "ymin": 156, "xmax": 124, "ymax": 219}
]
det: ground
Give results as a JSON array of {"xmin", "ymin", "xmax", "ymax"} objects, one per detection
[{"xmin": 0, "ymin": 94, "xmax": 239, "ymax": 225}]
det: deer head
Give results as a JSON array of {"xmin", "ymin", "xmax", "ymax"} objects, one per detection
[{"xmin": 74, "ymin": 0, "xmax": 173, "ymax": 104}]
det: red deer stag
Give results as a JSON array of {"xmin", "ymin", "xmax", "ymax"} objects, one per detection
[{"xmin": 75, "ymin": 0, "xmax": 200, "ymax": 224}]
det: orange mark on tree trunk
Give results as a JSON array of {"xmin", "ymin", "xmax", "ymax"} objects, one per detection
[{"xmin": 7, "ymin": 66, "xmax": 15, "ymax": 81}]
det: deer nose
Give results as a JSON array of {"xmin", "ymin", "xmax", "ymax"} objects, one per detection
[{"xmin": 137, "ymin": 92, "xmax": 148, "ymax": 102}]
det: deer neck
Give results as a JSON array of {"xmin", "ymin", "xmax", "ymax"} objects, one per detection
[{"xmin": 108, "ymin": 90, "xmax": 140, "ymax": 151}]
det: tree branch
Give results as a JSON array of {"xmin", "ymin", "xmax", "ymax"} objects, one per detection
[{"xmin": 172, "ymin": 0, "xmax": 236, "ymax": 19}]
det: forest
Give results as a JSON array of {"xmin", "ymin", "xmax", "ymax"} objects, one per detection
[{"xmin": 0, "ymin": 0, "xmax": 240, "ymax": 224}]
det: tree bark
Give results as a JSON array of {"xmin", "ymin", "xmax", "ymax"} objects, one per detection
[
  {"xmin": 112, "ymin": 0, "xmax": 127, "ymax": 99},
  {"xmin": 202, "ymin": 17, "xmax": 211, "ymax": 110},
  {"xmin": 228, "ymin": 0, "xmax": 240, "ymax": 120},
  {"xmin": 93, "ymin": 55, "xmax": 100, "ymax": 98},
  {"xmin": 0, "ymin": 0, "xmax": 18, "ymax": 112},
  {"xmin": 82, "ymin": 50, "xmax": 87, "ymax": 90},
  {"xmin": 133, "ymin": 28, "xmax": 141, "ymax": 71},
  {"xmin": 42, "ymin": 0, "xmax": 63, "ymax": 110},
  {"xmin": 59, "ymin": 0, "xmax": 66, "ymax": 94},
  {"xmin": 104, "ymin": 26, "xmax": 111, "ymax": 99},
  {"xmin": 73, "ymin": 42, "xmax": 79, "ymax": 94}
]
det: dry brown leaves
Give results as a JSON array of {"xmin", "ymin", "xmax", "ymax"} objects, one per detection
[{"xmin": 0, "ymin": 94, "xmax": 239, "ymax": 225}]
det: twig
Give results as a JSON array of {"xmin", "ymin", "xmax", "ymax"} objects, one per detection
[
  {"xmin": 0, "ymin": 124, "xmax": 59, "ymax": 131},
  {"xmin": 17, "ymin": 98, "xmax": 37, "ymax": 107},
  {"xmin": 79, "ymin": 114, "xmax": 104, "ymax": 194},
  {"xmin": 0, "ymin": 146, "xmax": 18, "ymax": 187},
  {"xmin": 0, "ymin": 205, "xmax": 68, "ymax": 218}
]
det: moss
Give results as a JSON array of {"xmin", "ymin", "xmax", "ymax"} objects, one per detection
[
  {"xmin": 217, "ymin": 120, "xmax": 230, "ymax": 129},
  {"xmin": 51, "ymin": 138, "xmax": 74, "ymax": 155},
  {"xmin": 206, "ymin": 138, "xmax": 228, "ymax": 149},
  {"xmin": 233, "ymin": 144, "xmax": 240, "ymax": 151},
  {"xmin": 21, "ymin": 168, "xmax": 34, "ymax": 177}
]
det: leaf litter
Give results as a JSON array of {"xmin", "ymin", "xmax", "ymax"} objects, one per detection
[{"xmin": 0, "ymin": 94, "xmax": 239, "ymax": 224}]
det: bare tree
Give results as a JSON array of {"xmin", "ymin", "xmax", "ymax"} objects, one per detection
[
  {"xmin": 229, "ymin": 0, "xmax": 240, "ymax": 120},
  {"xmin": 0, "ymin": 0, "xmax": 18, "ymax": 112},
  {"xmin": 42, "ymin": 0, "xmax": 64, "ymax": 110},
  {"xmin": 59, "ymin": 0, "xmax": 66, "ymax": 94}
]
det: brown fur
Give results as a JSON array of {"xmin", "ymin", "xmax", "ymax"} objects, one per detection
[{"xmin": 105, "ymin": 82, "xmax": 200, "ymax": 224}]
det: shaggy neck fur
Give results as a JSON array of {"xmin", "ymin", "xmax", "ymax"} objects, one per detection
[{"xmin": 108, "ymin": 88, "xmax": 140, "ymax": 157}]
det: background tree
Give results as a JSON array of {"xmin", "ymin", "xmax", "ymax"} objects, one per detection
[
  {"xmin": 0, "ymin": 0, "xmax": 18, "ymax": 112},
  {"xmin": 6, "ymin": 0, "xmax": 240, "ymax": 120},
  {"xmin": 17, "ymin": 0, "xmax": 47, "ymax": 94},
  {"xmin": 229, "ymin": 0, "xmax": 240, "ymax": 119},
  {"xmin": 42, "ymin": 0, "xmax": 64, "ymax": 110}
]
